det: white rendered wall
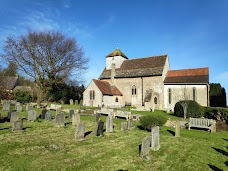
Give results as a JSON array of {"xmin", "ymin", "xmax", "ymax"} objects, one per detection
[{"xmin": 106, "ymin": 56, "xmax": 127, "ymax": 69}]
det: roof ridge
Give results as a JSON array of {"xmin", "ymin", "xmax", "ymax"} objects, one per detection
[
  {"xmin": 129, "ymin": 54, "xmax": 168, "ymax": 60},
  {"xmin": 169, "ymin": 67, "xmax": 208, "ymax": 72}
]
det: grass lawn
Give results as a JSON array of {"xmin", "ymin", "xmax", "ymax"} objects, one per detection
[{"xmin": 0, "ymin": 105, "xmax": 227, "ymax": 171}]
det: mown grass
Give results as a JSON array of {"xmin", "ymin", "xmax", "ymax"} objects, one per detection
[{"xmin": 0, "ymin": 105, "xmax": 227, "ymax": 171}]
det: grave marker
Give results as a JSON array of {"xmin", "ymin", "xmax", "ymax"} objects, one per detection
[
  {"xmin": 151, "ymin": 126, "xmax": 160, "ymax": 151},
  {"xmin": 45, "ymin": 111, "xmax": 52, "ymax": 120},
  {"xmin": 41, "ymin": 109, "xmax": 48, "ymax": 119},
  {"xmin": 106, "ymin": 114, "xmax": 113, "ymax": 133},
  {"xmin": 3, "ymin": 103, "xmax": 10, "ymax": 111},
  {"xmin": 26, "ymin": 104, "xmax": 32, "ymax": 112},
  {"xmin": 121, "ymin": 122, "xmax": 127, "ymax": 131},
  {"xmin": 28, "ymin": 110, "xmax": 37, "ymax": 121},
  {"xmin": 140, "ymin": 136, "xmax": 151, "ymax": 160},
  {"xmin": 55, "ymin": 112, "xmax": 65, "ymax": 127},
  {"xmin": 76, "ymin": 123, "xmax": 85, "ymax": 140},
  {"xmin": 95, "ymin": 121, "xmax": 104, "ymax": 136},
  {"xmin": 10, "ymin": 112, "xmax": 19, "ymax": 122},
  {"xmin": 16, "ymin": 105, "xmax": 22, "ymax": 112},
  {"xmin": 72, "ymin": 113, "xmax": 80, "ymax": 126},
  {"xmin": 69, "ymin": 99, "xmax": 74, "ymax": 105},
  {"xmin": 95, "ymin": 113, "xmax": 101, "ymax": 123},
  {"xmin": 175, "ymin": 121, "xmax": 180, "ymax": 137},
  {"xmin": 128, "ymin": 118, "xmax": 133, "ymax": 129},
  {"xmin": 12, "ymin": 120, "xmax": 24, "ymax": 132},
  {"xmin": 69, "ymin": 109, "xmax": 74, "ymax": 118}
]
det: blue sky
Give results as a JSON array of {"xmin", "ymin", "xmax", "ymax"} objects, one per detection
[{"xmin": 0, "ymin": 0, "xmax": 228, "ymax": 103}]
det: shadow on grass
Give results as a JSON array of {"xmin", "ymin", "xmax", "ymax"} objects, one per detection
[
  {"xmin": 225, "ymin": 161, "xmax": 228, "ymax": 167},
  {"xmin": 138, "ymin": 144, "xmax": 142, "ymax": 156},
  {"xmin": 84, "ymin": 131, "xmax": 92, "ymax": 137},
  {"xmin": 22, "ymin": 126, "xmax": 32, "ymax": 131},
  {"xmin": 118, "ymin": 169, "xmax": 129, "ymax": 171},
  {"xmin": 207, "ymin": 164, "xmax": 223, "ymax": 171},
  {"xmin": 65, "ymin": 122, "xmax": 72, "ymax": 126},
  {"xmin": 212, "ymin": 147, "xmax": 228, "ymax": 157},
  {"xmin": 137, "ymin": 125, "xmax": 150, "ymax": 132},
  {"xmin": 223, "ymin": 138, "xmax": 228, "ymax": 142},
  {"xmin": 0, "ymin": 127, "xmax": 11, "ymax": 131},
  {"xmin": 167, "ymin": 129, "xmax": 175, "ymax": 136},
  {"xmin": 0, "ymin": 117, "xmax": 9, "ymax": 123}
]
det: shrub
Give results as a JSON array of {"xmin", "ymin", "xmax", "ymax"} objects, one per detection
[
  {"xmin": 139, "ymin": 114, "xmax": 167, "ymax": 130},
  {"xmin": 15, "ymin": 90, "xmax": 32, "ymax": 104},
  {"xmin": 204, "ymin": 107, "xmax": 228, "ymax": 124},
  {"xmin": 174, "ymin": 100, "xmax": 204, "ymax": 118}
]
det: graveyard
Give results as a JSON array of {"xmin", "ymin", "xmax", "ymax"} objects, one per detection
[{"xmin": 0, "ymin": 103, "xmax": 227, "ymax": 171}]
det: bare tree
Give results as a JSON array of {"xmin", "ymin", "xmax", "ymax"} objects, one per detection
[{"xmin": 1, "ymin": 30, "xmax": 88, "ymax": 102}]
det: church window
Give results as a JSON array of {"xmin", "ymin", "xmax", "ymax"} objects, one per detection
[
  {"xmin": 115, "ymin": 97, "xmax": 118, "ymax": 102},
  {"xmin": 132, "ymin": 85, "xmax": 137, "ymax": 95},
  {"xmin": 154, "ymin": 97, "xmax": 158, "ymax": 104},
  {"xmin": 168, "ymin": 88, "xmax": 172, "ymax": 104},
  {"xmin": 90, "ymin": 90, "xmax": 95, "ymax": 100},
  {"xmin": 193, "ymin": 88, "xmax": 196, "ymax": 101}
]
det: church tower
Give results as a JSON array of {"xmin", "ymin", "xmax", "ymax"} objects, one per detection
[{"xmin": 106, "ymin": 48, "xmax": 128, "ymax": 70}]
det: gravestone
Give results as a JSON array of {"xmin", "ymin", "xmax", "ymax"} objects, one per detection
[
  {"xmin": 7, "ymin": 110, "xmax": 16, "ymax": 120},
  {"xmin": 10, "ymin": 112, "xmax": 19, "ymax": 122},
  {"xmin": 69, "ymin": 109, "xmax": 74, "ymax": 118},
  {"xmin": 95, "ymin": 113, "xmax": 101, "ymax": 123},
  {"xmin": 55, "ymin": 112, "xmax": 65, "ymax": 127},
  {"xmin": 106, "ymin": 114, "xmax": 113, "ymax": 133},
  {"xmin": 56, "ymin": 108, "xmax": 62, "ymax": 115},
  {"xmin": 140, "ymin": 136, "xmax": 151, "ymax": 160},
  {"xmin": 45, "ymin": 111, "xmax": 52, "ymax": 120},
  {"xmin": 175, "ymin": 121, "xmax": 180, "ymax": 137},
  {"xmin": 16, "ymin": 105, "xmax": 22, "ymax": 112},
  {"xmin": 28, "ymin": 110, "xmax": 37, "ymax": 121},
  {"xmin": 3, "ymin": 103, "xmax": 10, "ymax": 111},
  {"xmin": 151, "ymin": 126, "xmax": 160, "ymax": 151},
  {"xmin": 75, "ymin": 123, "xmax": 85, "ymax": 140},
  {"xmin": 121, "ymin": 122, "xmax": 127, "ymax": 131},
  {"xmin": 69, "ymin": 99, "xmax": 74, "ymax": 105},
  {"xmin": 12, "ymin": 120, "xmax": 23, "ymax": 132},
  {"xmin": 26, "ymin": 104, "xmax": 32, "ymax": 112},
  {"xmin": 41, "ymin": 109, "xmax": 48, "ymax": 119},
  {"xmin": 95, "ymin": 121, "xmax": 104, "ymax": 136},
  {"xmin": 128, "ymin": 118, "xmax": 133, "ymax": 129},
  {"xmin": 72, "ymin": 113, "xmax": 80, "ymax": 126}
]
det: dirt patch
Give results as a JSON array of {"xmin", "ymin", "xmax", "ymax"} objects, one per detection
[{"xmin": 216, "ymin": 121, "xmax": 228, "ymax": 132}]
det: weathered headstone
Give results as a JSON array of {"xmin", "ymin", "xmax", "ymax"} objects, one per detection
[
  {"xmin": 7, "ymin": 110, "xmax": 16, "ymax": 120},
  {"xmin": 55, "ymin": 112, "xmax": 65, "ymax": 127},
  {"xmin": 175, "ymin": 121, "xmax": 180, "ymax": 137},
  {"xmin": 106, "ymin": 114, "xmax": 113, "ymax": 133},
  {"xmin": 10, "ymin": 112, "xmax": 19, "ymax": 122},
  {"xmin": 41, "ymin": 109, "xmax": 48, "ymax": 119},
  {"xmin": 45, "ymin": 111, "xmax": 52, "ymax": 120},
  {"xmin": 26, "ymin": 104, "xmax": 32, "ymax": 112},
  {"xmin": 128, "ymin": 118, "xmax": 133, "ymax": 129},
  {"xmin": 211, "ymin": 120, "xmax": 216, "ymax": 133},
  {"xmin": 75, "ymin": 123, "xmax": 85, "ymax": 140},
  {"xmin": 140, "ymin": 136, "xmax": 151, "ymax": 160},
  {"xmin": 3, "ymin": 103, "xmax": 10, "ymax": 111},
  {"xmin": 95, "ymin": 112, "xmax": 101, "ymax": 123},
  {"xmin": 69, "ymin": 99, "xmax": 74, "ymax": 105},
  {"xmin": 72, "ymin": 113, "xmax": 80, "ymax": 126},
  {"xmin": 69, "ymin": 109, "xmax": 74, "ymax": 118},
  {"xmin": 16, "ymin": 105, "xmax": 22, "ymax": 112},
  {"xmin": 96, "ymin": 121, "xmax": 104, "ymax": 136},
  {"xmin": 28, "ymin": 110, "xmax": 37, "ymax": 121},
  {"xmin": 121, "ymin": 122, "xmax": 127, "ymax": 131},
  {"xmin": 12, "ymin": 120, "xmax": 23, "ymax": 132},
  {"xmin": 151, "ymin": 126, "xmax": 160, "ymax": 151}
]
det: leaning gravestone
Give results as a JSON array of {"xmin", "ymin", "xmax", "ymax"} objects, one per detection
[
  {"xmin": 121, "ymin": 122, "xmax": 127, "ymax": 131},
  {"xmin": 69, "ymin": 109, "xmax": 74, "ymax": 118},
  {"xmin": 41, "ymin": 109, "xmax": 48, "ymax": 119},
  {"xmin": 106, "ymin": 114, "xmax": 113, "ymax": 133},
  {"xmin": 12, "ymin": 120, "xmax": 24, "ymax": 132},
  {"xmin": 151, "ymin": 126, "xmax": 160, "ymax": 151},
  {"xmin": 72, "ymin": 113, "xmax": 80, "ymax": 126},
  {"xmin": 3, "ymin": 103, "xmax": 10, "ymax": 111},
  {"xmin": 128, "ymin": 118, "xmax": 133, "ymax": 129},
  {"xmin": 10, "ymin": 112, "xmax": 19, "ymax": 122},
  {"xmin": 140, "ymin": 136, "xmax": 151, "ymax": 160},
  {"xmin": 175, "ymin": 121, "xmax": 180, "ymax": 137},
  {"xmin": 26, "ymin": 104, "xmax": 32, "ymax": 112},
  {"xmin": 55, "ymin": 112, "xmax": 65, "ymax": 127},
  {"xmin": 16, "ymin": 105, "xmax": 22, "ymax": 112},
  {"xmin": 95, "ymin": 113, "xmax": 101, "ymax": 123},
  {"xmin": 45, "ymin": 111, "xmax": 52, "ymax": 120},
  {"xmin": 28, "ymin": 110, "xmax": 37, "ymax": 121},
  {"xmin": 95, "ymin": 121, "xmax": 104, "ymax": 136},
  {"xmin": 75, "ymin": 123, "xmax": 85, "ymax": 141}
]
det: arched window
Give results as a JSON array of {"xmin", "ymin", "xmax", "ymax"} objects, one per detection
[
  {"xmin": 90, "ymin": 90, "xmax": 95, "ymax": 100},
  {"xmin": 154, "ymin": 97, "xmax": 158, "ymax": 104},
  {"xmin": 193, "ymin": 88, "xmax": 196, "ymax": 101},
  {"xmin": 168, "ymin": 88, "xmax": 172, "ymax": 104},
  {"xmin": 115, "ymin": 97, "xmax": 118, "ymax": 102},
  {"xmin": 132, "ymin": 85, "xmax": 137, "ymax": 95}
]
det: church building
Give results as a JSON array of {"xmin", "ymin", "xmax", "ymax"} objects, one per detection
[{"xmin": 83, "ymin": 48, "xmax": 209, "ymax": 111}]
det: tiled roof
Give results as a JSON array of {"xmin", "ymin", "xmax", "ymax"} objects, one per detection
[
  {"xmin": 164, "ymin": 67, "xmax": 209, "ymax": 84},
  {"xmin": 0, "ymin": 76, "xmax": 19, "ymax": 90},
  {"xmin": 93, "ymin": 79, "xmax": 122, "ymax": 96},
  {"xmin": 100, "ymin": 55, "xmax": 167, "ymax": 79},
  {"xmin": 106, "ymin": 49, "xmax": 128, "ymax": 59}
]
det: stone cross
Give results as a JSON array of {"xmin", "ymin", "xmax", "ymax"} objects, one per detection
[
  {"xmin": 28, "ymin": 110, "xmax": 37, "ymax": 121},
  {"xmin": 75, "ymin": 123, "xmax": 85, "ymax": 141},
  {"xmin": 55, "ymin": 112, "xmax": 65, "ymax": 127},
  {"xmin": 72, "ymin": 113, "xmax": 80, "ymax": 126},
  {"xmin": 16, "ymin": 105, "xmax": 22, "ymax": 112},
  {"xmin": 106, "ymin": 114, "xmax": 113, "ymax": 133},
  {"xmin": 95, "ymin": 121, "xmax": 104, "ymax": 136},
  {"xmin": 45, "ymin": 111, "xmax": 52, "ymax": 120},
  {"xmin": 175, "ymin": 121, "xmax": 180, "ymax": 137},
  {"xmin": 151, "ymin": 126, "xmax": 160, "ymax": 151},
  {"xmin": 140, "ymin": 136, "xmax": 151, "ymax": 160},
  {"xmin": 12, "ymin": 120, "xmax": 23, "ymax": 132},
  {"xmin": 41, "ymin": 109, "xmax": 48, "ymax": 119},
  {"xmin": 121, "ymin": 122, "xmax": 127, "ymax": 131},
  {"xmin": 10, "ymin": 112, "xmax": 19, "ymax": 122},
  {"xmin": 69, "ymin": 109, "xmax": 74, "ymax": 118}
]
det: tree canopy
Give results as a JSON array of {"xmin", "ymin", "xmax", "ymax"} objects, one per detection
[{"xmin": 210, "ymin": 83, "xmax": 227, "ymax": 107}]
